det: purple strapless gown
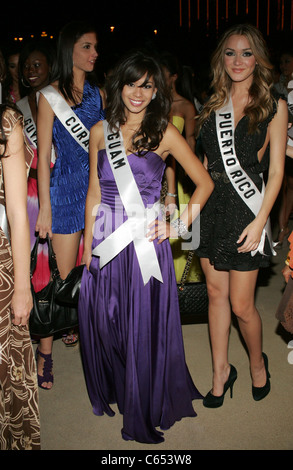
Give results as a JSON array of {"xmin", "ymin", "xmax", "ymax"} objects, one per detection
[{"xmin": 78, "ymin": 149, "xmax": 202, "ymax": 444}]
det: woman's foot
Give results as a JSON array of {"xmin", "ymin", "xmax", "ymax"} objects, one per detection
[
  {"xmin": 251, "ymin": 353, "xmax": 271, "ymax": 401},
  {"xmin": 62, "ymin": 331, "xmax": 78, "ymax": 347},
  {"xmin": 203, "ymin": 365, "xmax": 237, "ymax": 408},
  {"xmin": 36, "ymin": 347, "xmax": 53, "ymax": 390},
  {"xmin": 211, "ymin": 364, "xmax": 232, "ymax": 397}
]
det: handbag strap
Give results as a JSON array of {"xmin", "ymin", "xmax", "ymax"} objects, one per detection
[
  {"xmin": 30, "ymin": 234, "xmax": 59, "ymax": 279},
  {"xmin": 178, "ymin": 250, "xmax": 194, "ymax": 291}
]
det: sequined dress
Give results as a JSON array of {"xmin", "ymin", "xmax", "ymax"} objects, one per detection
[
  {"xmin": 78, "ymin": 148, "xmax": 202, "ymax": 444},
  {"xmin": 196, "ymin": 99, "xmax": 279, "ymax": 271},
  {"xmin": 50, "ymin": 81, "xmax": 104, "ymax": 234}
]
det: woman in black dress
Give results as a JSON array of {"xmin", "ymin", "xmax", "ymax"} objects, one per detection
[{"xmin": 196, "ymin": 24, "xmax": 288, "ymax": 407}]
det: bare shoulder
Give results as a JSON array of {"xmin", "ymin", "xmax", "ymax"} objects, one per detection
[
  {"xmin": 91, "ymin": 120, "xmax": 104, "ymax": 134},
  {"xmin": 157, "ymin": 122, "xmax": 185, "ymax": 158},
  {"xmin": 90, "ymin": 120, "xmax": 105, "ymax": 149},
  {"xmin": 271, "ymin": 96, "xmax": 288, "ymax": 125}
]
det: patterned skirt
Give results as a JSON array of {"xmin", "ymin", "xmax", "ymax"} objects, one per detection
[{"xmin": 0, "ymin": 230, "xmax": 40, "ymax": 450}]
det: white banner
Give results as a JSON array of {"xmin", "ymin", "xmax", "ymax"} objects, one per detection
[
  {"xmin": 92, "ymin": 121, "xmax": 163, "ymax": 285},
  {"xmin": 215, "ymin": 97, "xmax": 275, "ymax": 257},
  {"xmin": 39, "ymin": 85, "xmax": 90, "ymax": 152},
  {"xmin": 17, "ymin": 97, "xmax": 38, "ymax": 150}
]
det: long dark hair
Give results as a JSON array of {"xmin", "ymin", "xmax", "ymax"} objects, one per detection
[
  {"xmin": 54, "ymin": 21, "xmax": 98, "ymax": 105},
  {"xmin": 105, "ymin": 50, "xmax": 171, "ymax": 155}
]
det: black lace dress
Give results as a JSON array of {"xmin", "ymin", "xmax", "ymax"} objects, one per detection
[{"xmin": 196, "ymin": 99, "xmax": 280, "ymax": 271}]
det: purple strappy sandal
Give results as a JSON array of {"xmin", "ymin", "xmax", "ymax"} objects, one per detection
[{"xmin": 35, "ymin": 347, "xmax": 54, "ymax": 390}]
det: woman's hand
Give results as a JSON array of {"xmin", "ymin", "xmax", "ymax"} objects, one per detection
[
  {"xmin": 81, "ymin": 249, "xmax": 92, "ymax": 271},
  {"xmin": 11, "ymin": 288, "xmax": 33, "ymax": 327},
  {"xmin": 147, "ymin": 219, "xmax": 179, "ymax": 244},
  {"xmin": 35, "ymin": 206, "xmax": 52, "ymax": 239},
  {"xmin": 236, "ymin": 219, "xmax": 264, "ymax": 253}
]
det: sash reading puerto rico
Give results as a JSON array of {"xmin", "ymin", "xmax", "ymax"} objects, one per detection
[{"xmin": 215, "ymin": 96, "xmax": 275, "ymax": 257}]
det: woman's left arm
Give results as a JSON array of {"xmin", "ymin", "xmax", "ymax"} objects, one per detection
[
  {"xmin": 237, "ymin": 98, "xmax": 288, "ymax": 253},
  {"xmin": 148, "ymin": 124, "xmax": 214, "ymax": 242},
  {"xmin": 3, "ymin": 121, "xmax": 32, "ymax": 326}
]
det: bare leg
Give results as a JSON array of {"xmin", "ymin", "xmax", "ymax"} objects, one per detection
[
  {"xmin": 200, "ymin": 258, "xmax": 231, "ymax": 396},
  {"xmin": 37, "ymin": 231, "xmax": 82, "ymax": 387},
  {"xmin": 52, "ymin": 231, "xmax": 82, "ymax": 279},
  {"xmin": 229, "ymin": 269, "xmax": 267, "ymax": 387}
]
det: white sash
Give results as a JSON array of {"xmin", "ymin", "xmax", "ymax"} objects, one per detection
[
  {"xmin": 17, "ymin": 97, "xmax": 38, "ymax": 149},
  {"xmin": 0, "ymin": 203, "xmax": 9, "ymax": 241},
  {"xmin": 40, "ymin": 85, "xmax": 90, "ymax": 152},
  {"xmin": 92, "ymin": 121, "xmax": 163, "ymax": 285},
  {"xmin": 215, "ymin": 96, "xmax": 276, "ymax": 257},
  {"xmin": 17, "ymin": 95, "xmax": 56, "ymax": 164}
]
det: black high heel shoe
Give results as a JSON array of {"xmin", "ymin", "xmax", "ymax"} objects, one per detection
[
  {"xmin": 252, "ymin": 353, "xmax": 270, "ymax": 401},
  {"xmin": 203, "ymin": 365, "xmax": 237, "ymax": 408}
]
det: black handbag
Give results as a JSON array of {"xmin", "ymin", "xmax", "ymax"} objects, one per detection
[
  {"xmin": 29, "ymin": 235, "xmax": 79, "ymax": 337},
  {"xmin": 55, "ymin": 264, "xmax": 84, "ymax": 307},
  {"xmin": 177, "ymin": 250, "xmax": 209, "ymax": 324}
]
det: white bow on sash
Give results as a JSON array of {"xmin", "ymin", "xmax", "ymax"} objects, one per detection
[
  {"xmin": 215, "ymin": 96, "xmax": 276, "ymax": 257},
  {"xmin": 92, "ymin": 121, "xmax": 163, "ymax": 285}
]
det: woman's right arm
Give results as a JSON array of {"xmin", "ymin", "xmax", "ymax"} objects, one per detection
[
  {"xmin": 82, "ymin": 122, "xmax": 102, "ymax": 269},
  {"xmin": 35, "ymin": 93, "xmax": 55, "ymax": 239},
  {"xmin": 3, "ymin": 120, "xmax": 32, "ymax": 325}
]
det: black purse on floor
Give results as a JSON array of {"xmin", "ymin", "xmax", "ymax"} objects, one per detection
[
  {"xmin": 29, "ymin": 236, "xmax": 79, "ymax": 337},
  {"xmin": 177, "ymin": 250, "xmax": 209, "ymax": 324}
]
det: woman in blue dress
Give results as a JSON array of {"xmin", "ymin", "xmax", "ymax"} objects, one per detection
[
  {"xmin": 35, "ymin": 21, "xmax": 105, "ymax": 389},
  {"xmin": 78, "ymin": 51, "xmax": 214, "ymax": 443}
]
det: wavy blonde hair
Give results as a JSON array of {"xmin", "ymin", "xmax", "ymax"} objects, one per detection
[{"xmin": 198, "ymin": 24, "xmax": 274, "ymax": 134}]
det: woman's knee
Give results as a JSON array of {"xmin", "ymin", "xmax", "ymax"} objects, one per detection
[
  {"xmin": 231, "ymin": 298, "xmax": 255, "ymax": 321},
  {"xmin": 206, "ymin": 282, "xmax": 228, "ymax": 305}
]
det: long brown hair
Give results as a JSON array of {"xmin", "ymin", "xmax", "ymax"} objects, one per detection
[{"xmin": 198, "ymin": 24, "xmax": 274, "ymax": 134}]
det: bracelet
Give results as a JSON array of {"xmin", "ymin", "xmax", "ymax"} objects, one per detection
[
  {"xmin": 170, "ymin": 218, "xmax": 189, "ymax": 237},
  {"xmin": 166, "ymin": 192, "xmax": 177, "ymax": 198}
]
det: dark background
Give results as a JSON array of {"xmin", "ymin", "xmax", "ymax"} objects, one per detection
[{"xmin": 1, "ymin": 0, "xmax": 293, "ymax": 76}]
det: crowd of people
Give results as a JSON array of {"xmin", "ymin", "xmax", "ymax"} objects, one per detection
[{"xmin": 0, "ymin": 19, "xmax": 290, "ymax": 449}]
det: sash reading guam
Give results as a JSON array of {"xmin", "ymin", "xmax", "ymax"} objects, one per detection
[{"xmin": 106, "ymin": 130, "xmax": 126, "ymax": 169}]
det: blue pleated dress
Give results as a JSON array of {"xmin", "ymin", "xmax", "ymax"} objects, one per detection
[{"xmin": 50, "ymin": 81, "xmax": 104, "ymax": 234}]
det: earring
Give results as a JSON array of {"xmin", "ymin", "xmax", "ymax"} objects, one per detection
[
  {"xmin": 21, "ymin": 77, "xmax": 30, "ymax": 88},
  {"xmin": 152, "ymin": 92, "xmax": 156, "ymax": 100}
]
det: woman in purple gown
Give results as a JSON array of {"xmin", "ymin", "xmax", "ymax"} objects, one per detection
[{"xmin": 78, "ymin": 51, "xmax": 214, "ymax": 444}]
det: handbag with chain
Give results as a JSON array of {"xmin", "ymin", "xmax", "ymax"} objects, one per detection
[
  {"xmin": 177, "ymin": 250, "xmax": 208, "ymax": 324},
  {"xmin": 29, "ymin": 235, "xmax": 79, "ymax": 337}
]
